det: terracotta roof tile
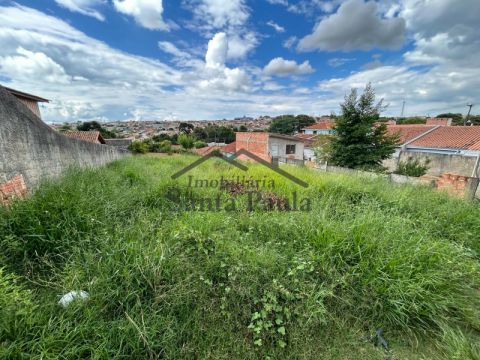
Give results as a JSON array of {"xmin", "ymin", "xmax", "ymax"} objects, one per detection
[
  {"xmin": 409, "ymin": 126, "xmax": 480, "ymax": 150},
  {"xmin": 303, "ymin": 121, "xmax": 334, "ymax": 130},
  {"xmin": 386, "ymin": 125, "xmax": 436, "ymax": 144},
  {"xmin": 64, "ymin": 131, "xmax": 105, "ymax": 144}
]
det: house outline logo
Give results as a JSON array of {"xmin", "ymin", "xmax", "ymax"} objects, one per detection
[{"xmin": 171, "ymin": 148, "xmax": 309, "ymax": 188}]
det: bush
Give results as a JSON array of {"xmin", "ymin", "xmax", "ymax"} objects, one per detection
[
  {"xmin": 194, "ymin": 140, "xmax": 207, "ymax": 149},
  {"xmin": 128, "ymin": 140, "xmax": 149, "ymax": 154},
  {"xmin": 395, "ymin": 156, "xmax": 430, "ymax": 177},
  {"xmin": 178, "ymin": 134, "xmax": 195, "ymax": 149}
]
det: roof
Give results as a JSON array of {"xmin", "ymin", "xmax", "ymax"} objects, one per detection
[
  {"xmin": 293, "ymin": 133, "xmax": 322, "ymax": 147},
  {"xmin": 3, "ymin": 86, "xmax": 49, "ymax": 102},
  {"xmin": 268, "ymin": 133, "xmax": 304, "ymax": 142},
  {"xmin": 64, "ymin": 131, "xmax": 105, "ymax": 144},
  {"xmin": 408, "ymin": 126, "xmax": 480, "ymax": 151},
  {"xmin": 386, "ymin": 125, "xmax": 436, "ymax": 144},
  {"xmin": 302, "ymin": 121, "xmax": 334, "ymax": 130},
  {"xmin": 222, "ymin": 141, "xmax": 236, "ymax": 154},
  {"xmin": 104, "ymin": 138, "xmax": 133, "ymax": 147},
  {"xmin": 192, "ymin": 145, "xmax": 223, "ymax": 156}
]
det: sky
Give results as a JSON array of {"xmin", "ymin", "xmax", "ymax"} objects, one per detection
[{"xmin": 0, "ymin": 0, "xmax": 479, "ymax": 123}]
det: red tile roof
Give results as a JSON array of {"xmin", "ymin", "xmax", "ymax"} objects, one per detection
[
  {"xmin": 303, "ymin": 121, "xmax": 334, "ymax": 130},
  {"xmin": 386, "ymin": 125, "xmax": 436, "ymax": 144},
  {"xmin": 409, "ymin": 126, "xmax": 480, "ymax": 151},
  {"xmin": 222, "ymin": 141, "xmax": 236, "ymax": 154},
  {"xmin": 192, "ymin": 146, "xmax": 222, "ymax": 156},
  {"xmin": 64, "ymin": 131, "xmax": 105, "ymax": 144}
]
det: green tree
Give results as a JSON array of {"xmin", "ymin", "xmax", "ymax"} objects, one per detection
[
  {"xmin": 327, "ymin": 84, "xmax": 399, "ymax": 171},
  {"xmin": 179, "ymin": 122, "xmax": 194, "ymax": 134},
  {"xmin": 294, "ymin": 114, "xmax": 315, "ymax": 130},
  {"xmin": 268, "ymin": 115, "xmax": 296, "ymax": 134},
  {"xmin": 397, "ymin": 117, "xmax": 426, "ymax": 124},
  {"xmin": 178, "ymin": 133, "xmax": 195, "ymax": 149},
  {"xmin": 77, "ymin": 121, "xmax": 117, "ymax": 139},
  {"xmin": 239, "ymin": 125, "xmax": 248, "ymax": 131},
  {"xmin": 436, "ymin": 113, "xmax": 463, "ymax": 125}
]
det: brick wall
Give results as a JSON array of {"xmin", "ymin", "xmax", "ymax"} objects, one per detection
[
  {"xmin": 436, "ymin": 173, "xmax": 479, "ymax": 199},
  {"xmin": 235, "ymin": 132, "xmax": 272, "ymax": 162},
  {"xmin": 0, "ymin": 174, "xmax": 27, "ymax": 205}
]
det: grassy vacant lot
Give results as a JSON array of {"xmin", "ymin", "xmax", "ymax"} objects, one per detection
[{"xmin": 1, "ymin": 154, "xmax": 479, "ymax": 359}]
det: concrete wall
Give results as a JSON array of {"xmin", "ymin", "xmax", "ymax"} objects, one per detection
[
  {"xmin": 0, "ymin": 86, "xmax": 128, "ymax": 191},
  {"xmin": 398, "ymin": 150, "xmax": 478, "ymax": 177}
]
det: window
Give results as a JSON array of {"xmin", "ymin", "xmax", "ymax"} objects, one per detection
[{"xmin": 286, "ymin": 144, "xmax": 296, "ymax": 154}]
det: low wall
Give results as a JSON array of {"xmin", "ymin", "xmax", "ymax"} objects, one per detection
[
  {"xmin": 397, "ymin": 150, "xmax": 478, "ymax": 177},
  {"xmin": 0, "ymin": 86, "xmax": 128, "ymax": 197}
]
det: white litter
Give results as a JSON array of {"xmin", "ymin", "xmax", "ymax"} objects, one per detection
[{"xmin": 58, "ymin": 290, "xmax": 89, "ymax": 307}]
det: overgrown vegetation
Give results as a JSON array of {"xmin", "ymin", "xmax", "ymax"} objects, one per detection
[
  {"xmin": 77, "ymin": 121, "xmax": 117, "ymax": 139},
  {"xmin": 0, "ymin": 155, "xmax": 479, "ymax": 359},
  {"xmin": 396, "ymin": 156, "xmax": 431, "ymax": 177}
]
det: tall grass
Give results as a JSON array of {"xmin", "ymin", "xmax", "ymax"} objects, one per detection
[{"xmin": 0, "ymin": 154, "xmax": 479, "ymax": 359}]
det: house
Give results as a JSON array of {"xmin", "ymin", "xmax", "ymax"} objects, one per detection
[
  {"xmin": 235, "ymin": 132, "xmax": 304, "ymax": 162},
  {"xmin": 385, "ymin": 124, "xmax": 480, "ymax": 177},
  {"xmin": 104, "ymin": 138, "xmax": 133, "ymax": 150},
  {"xmin": 64, "ymin": 131, "xmax": 106, "ymax": 144},
  {"xmin": 221, "ymin": 141, "xmax": 236, "ymax": 156},
  {"xmin": 301, "ymin": 118, "xmax": 335, "ymax": 135},
  {"xmin": 3, "ymin": 86, "xmax": 49, "ymax": 119},
  {"xmin": 294, "ymin": 133, "xmax": 322, "ymax": 161}
]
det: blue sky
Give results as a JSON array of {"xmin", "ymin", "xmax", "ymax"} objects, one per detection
[{"xmin": 0, "ymin": 0, "xmax": 478, "ymax": 122}]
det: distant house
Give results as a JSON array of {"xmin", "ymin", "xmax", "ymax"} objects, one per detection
[
  {"xmin": 235, "ymin": 132, "xmax": 304, "ymax": 162},
  {"xmin": 104, "ymin": 138, "xmax": 133, "ymax": 150},
  {"xmin": 3, "ymin": 86, "xmax": 49, "ymax": 119},
  {"xmin": 64, "ymin": 131, "xmax": 106, "ymax": 144},
  {"xmin": 302, "ymin": 118, "xmax": 335, "ymax": 135}
]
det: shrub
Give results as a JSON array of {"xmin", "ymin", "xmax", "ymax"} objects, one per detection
[
  {"xmin": 395, "ymin": 156, "xmax": 430, "ymax": 177},
  {"xmin": 128, "ymin": 140, "xmax": 149, "ymax": 154},
  {"xmin": 194, "ymin": 140, "xmax": 207, "ymax": 149},
  {"xmin": 178, "ymin": 134, "xmax": 195, "ymax": 149}
]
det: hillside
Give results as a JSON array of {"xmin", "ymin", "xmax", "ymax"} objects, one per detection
[{"xmin": 1, "ymin": 155, "xmax": 479, "ymax": 359}]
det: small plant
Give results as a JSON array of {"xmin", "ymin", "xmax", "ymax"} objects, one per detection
[{"xmin": 395, "ymin": 156, "xmax": 430, "ymax": 177}]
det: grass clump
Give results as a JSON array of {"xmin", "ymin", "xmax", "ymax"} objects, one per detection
[{"xmin": 0, "ymin": 154, "xmax": 479, "ymax": 359}]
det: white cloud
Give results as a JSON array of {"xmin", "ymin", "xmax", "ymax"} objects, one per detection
[
  {"xmin": 55, "ymin": 0, "xmax": 105, "ymax": 20},
  {"xmin": 113, "ymin": 0, "xmax": 170, "ymax": 30},
  {"xmin": 282, "ymin": 36, "xmax": 297, "ymax": 49},
  {"xmin": 266, "ymin": 20, "xmax": 285, "ymax": 33},
  {"xmin": 266, "ymin": 0, "xmax": 288, "ymax": 5},
  {"xmin": 328, "ymin": 57, "xmax": 355, "ymax": 67},
  {"xmin": 298, "ymin": 0, "xmax": 406, "ymax": 51},
  {"xmin": 0, "ymin": 47, "xmax": 73, "ymax": 84},
  {"xmin": 205, "ymin": 32, "xmax": 228, "ymax": 69},
  {"xmin": 226, "ymin": 32, "xmax": 258, "ymax": 59},
  {"xmin": 264, "ymin": 57, "xmax": 314, "ymax": 76},
  {"xmin": 158, "ymin": 41, "xmax": 190, "ymax": 59},
  {"xmin": 185, "ymin": 0, "xmax": 249, "ymax": 30}
]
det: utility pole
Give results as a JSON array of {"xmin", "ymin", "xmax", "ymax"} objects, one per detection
[
  {"xmin": 465, "ymin": 104, "xmax": 473, "ymax": 126},
  {"xmin": 400, "ymin": 100, "xmax": 405, "ymax": 118}
]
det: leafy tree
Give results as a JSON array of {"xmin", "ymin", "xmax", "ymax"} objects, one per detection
[
  {"xmin": 294, "ymin": 114, "xmax": 315, "ymax": 130},
  {"xmin": 58, "ymin": 123, "xmax": 73, "ymax": 132},
  {"xmin": 193, "ymin": 127, "xmax": 207, "ymax": 140},
  {"xmin": 268, "ymin": 115, "xmax": 315, "ymax": 135},
  {"xmin": 436, "ymin": 113, "xmax": 463, "ymax": 125},
  {"xmin": 77, "ymin": 121, "xmax": 117, "ymax": 139},
  {"xmin": 239, "ymin": 125, "xmax": 248, "ymax": 131},
  {"xmin": 268, "ymin": 115, "xmax": 296, "ymax": 134},
  {"xmin": 178, "ymin": 133, "xmax": 195, "ymax": 149},
  {"xmin": 179, "ymin": 122, "xmax": 194, "ymax": 134},
  {"xmin": 397, "ymin": 117, "xmax": 426, "ymax": 124},
  {"xmin": 327, "ymin": 84, "xmax": 399, "ymax": 171}
]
